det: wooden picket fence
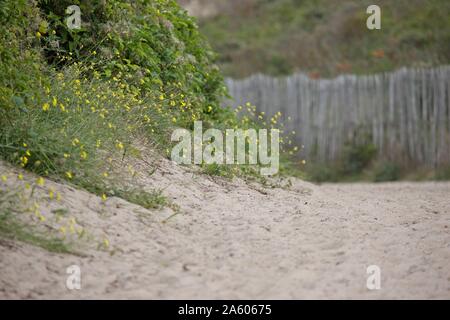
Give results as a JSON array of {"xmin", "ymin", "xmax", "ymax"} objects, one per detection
[{"xmin": 225, "ymin": 66, "xmax": 450, "ymax": 167}]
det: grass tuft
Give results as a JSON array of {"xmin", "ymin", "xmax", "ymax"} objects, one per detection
[{"xmin": 0, "ymin": 211, "xmax": 72, "ymax": 254}]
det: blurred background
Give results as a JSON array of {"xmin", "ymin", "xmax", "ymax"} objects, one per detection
[
  {"xmin": 179, "ymin": 0, "xmax": 449, "ymax": 77},
  {"xmin": 178, "ymin": 0, "xmax": 450, "ymax": 182}
]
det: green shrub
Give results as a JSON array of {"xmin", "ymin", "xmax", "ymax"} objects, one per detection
[
  {"xmin": 0, "ymin": 0, "xmax": 298, "ymax": 208},
  {"xmin": 341, "ymin": 140, "xmax": 377, "ymax": 176},
  {"xmin": 305, "ymin": 163, "xmax": 339, "ymax": 183},
  {"xmin": 373, "ymin": 162, "xmax": 401, "ymax": 182},
  {"xmin": 37, "ymin": 0, "xmax": 228, "ymax": 125},
  {"xmin": 435, "ymin": 166, "xmax": 450, "ymax": 181},
  {"xmin": 0, "ymin": 0, "xmax": 230, "ymax": 176}
]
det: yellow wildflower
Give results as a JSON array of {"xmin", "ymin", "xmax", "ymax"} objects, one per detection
[
  {"xmin": 72, "ymin": 138, "xmax": 80, "ymax": 146},
  {"xmin": 48, "ymin": 188, "xmax": 55, "ymax": 199},
  {"xmin": 59, "ymin": 226, "xmax": 67, "ymax": 235},
  {"xmin": 20, "ymin": 156, "xmax": 28, "ymax": 167},
  {"xmin": 36, "ymin": 177, "xmax": 45, "ymax": 186},
  {"xmin": 115, "ymin": 141, "xmax": 124, "ymax": 150}
]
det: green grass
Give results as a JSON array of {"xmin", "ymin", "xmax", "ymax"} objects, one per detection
[
  {"xmin": 201, "ymin": 163, "xmax": 235, "ymax": 179},
  {"xmin": 302, "ymin": 160, "xmax": 450, "ymax": 183},
  {"xmin": 0, "ymin": 0, "xmax": 229, "ymax": 213},
  {"xmin": 115, "ymin": 188, "xmax": 168, "ymax": 210},
  {"xmin": 0, "ymin": 186, "xmax": 73, "ymax": 253},
  {"xmin": 0, "ymin": 211, "xmax": 72, "ymax": 254}
]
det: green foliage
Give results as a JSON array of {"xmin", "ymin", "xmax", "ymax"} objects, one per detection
[
  {"xmin": 0, "ymin": 0, "xmax": 236, "ymax": 199},
  {"xmin": 201, "ymin": 163, "xmax": 234, "ymax": 179},
  {"xmin": 0, "ymin": 0, "xmax": 45, "ymax": 112},
  {"xmin": 0, "ymin": 0, "xmax": 298, "ymax": 218},
  {"xmin": 0, "ymin": 211, "xmax": 72, "ymax": 253},
  {"xmin": 435, "ymin": 166, "xmax": 450, "ymax": 181},
  {"xmin": 196, "ymin": 0, "xmax": 450, "ymax": 78},
  {"xmin": 37, "ymin": 0, "xmax": 228, "ymax": 124},
  {"xmin": 304, "ymin": 131, "xmax": 378, "ymax": 182},
  {"xmin": 0, "ymin": 187, "xmax": 72, "ymax": 253},
  {"xmin": 341, "ymin": 140, "xmax": 377, "ymax": 176},
  {"xmin": 0, "ymin": 0, "xmax": 302, "ymax": 253},
  {"xmin": 373, "ymin": 162, "xmax": 401, "ymax": 182},
  {"xmin": 304, "ymin": 164, "xmax": 340, "ymax": 183},
  {"xmin": 115, "ymin": 188, "xmax": 168, "ymax": 210}
]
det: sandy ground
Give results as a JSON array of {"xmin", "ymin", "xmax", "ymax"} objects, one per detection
[{"xmin": 0, "ymin": 158, "xmax": 449, "ymax": 299}]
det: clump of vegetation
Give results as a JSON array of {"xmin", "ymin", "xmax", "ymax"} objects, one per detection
[
  {"xmin": 0, "ymin": 183, "xmax": 73, "ymax": 253},
  {"xmin": 0, "ymin": 0, "xmax": 300, "ymax": 254},
  {"xmin": 115, "ymin": 188, "xmax": 168, "ymax": 210},
  {"xmin": 0, "ymin": 211, "xmax": 72, "ymax": 253},
  {"xmin": 0, "ymin": 0, "xmax": 297, "ymax": 189},
  {"xmin": 201, "ymin": 163, "xmax": 234, "ymax": 179},
  {"xmin": 435, "ymin": 166, "xmax": 450, "ymax": 181},
  {"xmin": 340, "ymin": 139, "xmax": 377, "ymax": 176},
  {"xmin": 303, "ymin": 131, "xmax": 379, "ymax": 182},
  {"xmin": 1, "ymin": 0, "xmax": 227, "ymax": 175},
  {"xmin": 373, "ymin": 162, "xmax": 401, "ymax": 182},
  {"xmin": 304, "ymin": 163, "xmax": 340, "ymax": 183}
]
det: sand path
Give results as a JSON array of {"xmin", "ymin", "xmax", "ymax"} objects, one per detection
[{"xmin": 1, "ymin": 159, "xmax": 449, "ymax": 299}]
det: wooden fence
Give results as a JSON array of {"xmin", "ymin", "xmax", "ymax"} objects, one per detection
[{"xmin": 225, "ymin": 66, "xmax": 450, "ymax": 167}]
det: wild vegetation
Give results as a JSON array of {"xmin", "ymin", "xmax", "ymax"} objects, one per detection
[
  {"xmin": 0, "ymin": 0, "xmax": 298, "ymax": 250},
  {"xmin": 188, "ymin": 0, "xmax": 450, "ymax": 78}
]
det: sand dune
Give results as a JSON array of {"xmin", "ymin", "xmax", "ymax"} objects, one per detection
[{"xmin": 1, "ymin": 159, "xmax": 449, "ymax": 299}]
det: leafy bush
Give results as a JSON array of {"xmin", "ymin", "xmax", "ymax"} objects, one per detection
[
  {"xmin": 0, "ymin": 0, "xmax": 233, "ymax": 209},
  {"xmin": 305, "ymin": 164, "xmax": 339, "ymax": 183},
  {"xmin": 373, "ymin": 162, "xmax": 401, "ymax": 182},
  {"xmin": 435, "ymin": 166, "xmax": 450, "ymax": 181},
  {"xmin": 0, "ymin": 0, "xmax": 302, "ymax": 254},
  {"xmin": 341, "ymin": 140, "xmax": 377, "ymax": 176},
  {"xmin": 304, "ymin": 131, "xmax": 378, "ymax": 182},
  {"xmin": 0, "ymin": 0, "xmax": 297, "ymax": 204}
]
